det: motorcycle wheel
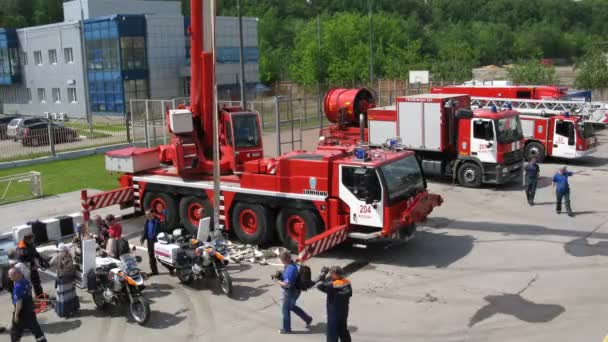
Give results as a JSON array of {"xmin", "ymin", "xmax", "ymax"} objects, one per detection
[
  {"xmin": 218, "ymin": 269, "xmax": 233, "ymax": 296},
  {"xmin": 92, "ymin": 291, "xmax": 107, "ymax": 310},
  {"xmin": 130, "ymin": 297, "xmax": 150, "ymax": 325},
  {"xmin": 176, "ymin": 268, "xmax": 193, "ymax": 284}
]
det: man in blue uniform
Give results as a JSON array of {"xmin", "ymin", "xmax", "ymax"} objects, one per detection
[
  {"xmin": 8, "ymin": 267, "xmax": 46, "ymax": 342},
  {"xmin": 276, "ymin": 251, "xmax": 312, "ymax": 334},
  {"xmin": 524, "ymin": 157, "xmax": 540, "ymax": 205},
  {"xmin": 317, "ymin": 266, "xmax": 353, "ymax": 342},
  {"xmin": 141, "ymin": 210, "xmax": 161, "ymax": 275},
  {"xmin": 553, "ymin": 166, "xmax": 575, "ymax": 216}
]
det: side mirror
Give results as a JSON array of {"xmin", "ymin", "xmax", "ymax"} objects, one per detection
[{"xmin": 487, "ymin": 142, "xmax": 493, "ymax": 148}]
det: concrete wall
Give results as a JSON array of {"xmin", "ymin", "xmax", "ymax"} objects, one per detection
[{"xmin": 2, "ymin": 22, "xmax": 88, "ymax": 117}]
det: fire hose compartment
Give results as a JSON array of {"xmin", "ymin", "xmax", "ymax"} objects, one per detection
[{"xmin": 105, "ymin": 147, "xmax": 160, "ymax": 173}]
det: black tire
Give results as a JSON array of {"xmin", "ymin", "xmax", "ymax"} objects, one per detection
[
  {"xmin": 218, "ymin": 269, "xmax": 233, "ymax": 296},
  {"xmin": 176, "ymin": 267, "xmax": 193, "ymax": 284},
  {"xmin": 143, "ymin": 192, "xmax": 179, "ymax": 229},
  {"xmin": 129, "ymin": 297, "xmax": 150, "ymax": 325},
  {"xmin": 457, "ymin": 162, "xmax": 483, "ymax": 188},
  {"xmin": 525, "ymin": 141, "xmax": 545, "ymax": 162},
  {"xmin": 276, "ymin": 208, "xmax": 323, "ymax": 252},
  {"xmin": 92, "ymin": 291, "xmax": 107, "ymax": 310},
  {"xmin": 179, "ymin": 196, "xmax": 213, "ymax": 234},
  {"xmin": 230, "ymin": 202, "xmax": 274, "ymax": 245}
]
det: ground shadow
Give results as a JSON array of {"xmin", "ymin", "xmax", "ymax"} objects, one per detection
[
  {"xmin": 146, "ymin": 309, "xmax": 188, "ymax": 329},
  {"xmin": 180, "ymin": 277, "xmax": 268, "ymax": 301},
  {"xmin": 144, "ymin": 283, "xmax": 174, "ymax": 300},
  {"xmin": 469, "ymin": 294, "xmax": 565, "ymax": 327},
  {"xmin": 319, "ymin": 230, "xmax": 475, "ymax": 269},
  {"xmin": 494, "ymin": 176, "xmax": 553, "ymax": 192},
  {"xmin": 564, "ymin": 237, "xmax": 608, "ymax": 257},
  {"xmin": 561, "ymin": 156, "xmax": 608, "ymax": 168},
  {"xmin": 290, "ymin": 322, "xmax": 359, "ymax": 335},
  {"xmin": 40, "ymin": 319, "xmax": 82, "ymax": 334},
  {"xmin": 228, "ymin": 284, "xmax": 268, "ymax": 301}
]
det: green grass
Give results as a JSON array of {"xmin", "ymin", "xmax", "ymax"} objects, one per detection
[
  {"xmin": 64, "ymin": 121, "xmax": 127, "ymax": 132},
  {"xmin": 0, "ymin": 154, "xmax": 119, "ymax": 197},
  {"xmin": 76, "ymin": 130, "xmax": 112, "ymax": 139}
]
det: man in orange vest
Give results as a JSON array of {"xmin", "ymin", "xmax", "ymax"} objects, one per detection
[
  {"xmin": 317, "ymin": 266, "xmax": 352, "ymax": 342},
  {"xmin": 16, "ymin": 233, "xmax": 46, "ymax": 298}
]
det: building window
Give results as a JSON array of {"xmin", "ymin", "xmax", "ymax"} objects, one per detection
[
  {"xmin": 26, "ymin": 88, "xmax": 32, "ymax": 102},
  {"xmin": 64, "ymin": 48, "xmax": 74, "ymax": 63},
  {"xmin": 68, "ymin": 87, "xmax": 77, "ymax": 103},
  {"xmin": 21, "ymin": 52, "xmax": 27, "ymax": 65},
  {"xmin": 38, "ymin": 88, "xmax": 46, "ymax": 103},
  {"xmin": 120, "ymin": 37, "xmax": 147, "ymax": 71},
  {"xmin": 49, "ymin": 49, "xmax": 58, "ymax": 64},
  {"xmin": 52, "ymin": 88, "xmax": 61, "ymax": 103},
  {"xmin": 34, "ymin": 51, "xmax": 42, "ymax": 65}
]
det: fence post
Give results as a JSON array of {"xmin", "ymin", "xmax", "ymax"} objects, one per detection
[
  {"xmin": 151, "ymin": 101, "xmax": 158, "ymax": 146},
  {"xmin": 47, "ymin": 123, "xmax": 56, "ymax": 157},
  {"xmin": 274, "ymin": 96, "xmax": 281, "ymax": 156},
  {"xmin": 161, "ymin": 100, "xmax": 168, "ymax": 145},
  {"xmin": 144, "ymin": 100, "xmax": 150, "ymax": 148},
  {"xmin": 126, "ymin": 112, "xmax": 131, "ymax": 143}
]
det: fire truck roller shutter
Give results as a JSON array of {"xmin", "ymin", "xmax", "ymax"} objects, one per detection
[
  {"xmin": 230, "ymin": 202, "xmax": 274, "ymax": 245},
  {"xmin": 524, "ymin": 141, "xmax": 545, "ymax": 162},
  {"xmin": 179, "ymin": 196, "xmax": 213, "ymax": 234},
  {"xmin": 143, "ymin": 192, "xmax": 180, "ymax": 230},
  {"xmin": 277, "ymin": 208, "xmax": 323, "ymax": 252}
]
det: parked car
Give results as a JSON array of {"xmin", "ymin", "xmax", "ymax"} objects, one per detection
[
  {"xmin": 21, "ymin": 122, "xmax": 78, "ymax": 147},
  {"xmin": 0, "ymin": 115, "xmax": 23, "ymax": 140},
  {"xmin": 7, "ymin": 117, "xmax": 52, "ymax": 141}
]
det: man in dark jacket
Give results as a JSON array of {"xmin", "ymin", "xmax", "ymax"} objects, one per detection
[
  {"xmin": 9, "ymin": 267, "xmax": 47, "ymax": 342},
  {"xmin": 317, "ymin": 266, "xmax": 352, "ymax": 342},
  {"xmin": 16, "ymin": 234, "xmax": 46, "ymax": 298},
  {"xmin": 524, "ymin": 157, "xmax": 540, "ymax": 205},
  {"xmin": 140, "ymin": 210, "xmax": 161, "ymax": 275}
]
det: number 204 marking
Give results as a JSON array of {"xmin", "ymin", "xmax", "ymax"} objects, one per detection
[{"xmin": 359, "ymin": 205, "xmax": 372, "ymax": 214}]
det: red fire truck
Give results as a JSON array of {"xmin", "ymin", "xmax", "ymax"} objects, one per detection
[
  {"xmin": 432, "ymin": 84, "xmax": 569, "ymax": 100},
  {"xmin": 84, "ymin": 0, "xmax": 442, "ymax": 261},
  {"xmin": 320, "ymin": 90, "xmax": 524, "ymax": 188},
  {"xmin": 519, "ymin": 114, "xmax": 597, "ymax": 162}
]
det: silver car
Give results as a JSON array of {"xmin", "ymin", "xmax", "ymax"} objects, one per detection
[{"xmin": 7, "ymin": 117, "xmax": 50, "ymax": 140}]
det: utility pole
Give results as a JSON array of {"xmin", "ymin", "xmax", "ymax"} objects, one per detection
[
  {"xmin": 368, "ymin": 0, "xmax": 374, "ymax": 84},
  {"xmin": 237, "ymin": 0, "xmax": 247, "ymax": 108},
  {"xmin": 211, "ymin": 0, "xmax": 221, "ymax": 233}
]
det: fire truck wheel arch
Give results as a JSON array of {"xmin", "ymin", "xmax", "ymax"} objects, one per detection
[
  {"xmin": 230, "ymin": 202, "xmax": 274, "ymax": 245},
  {"xmin": 276, "ymin": 208, "xmax": 324, "ymax": 252},
  {"xmin": 143, "ymin": 192, "xmax": 180, "ymax": 229},
  {"xmin": 179, "ymin": 196, "xmax": 213, "ymax": 233},
  {"xmin": 457, "ymin": 162, "xmax": 483, "ymax": 188},
  {"xmin": 524, "ymin": 141, "xmax": 546, "ymax": 162}
]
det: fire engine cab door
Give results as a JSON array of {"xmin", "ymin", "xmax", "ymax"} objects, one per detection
[
  {"xmin": 470, "ymin": 119, "xmax": 497, "ymax": 163},
  {"xmin": 339, "ymin": 166, "xmax": 384, "ymax": 228},
  {"xmin": 227, "ymin": 112, "xmax": 264, "ymax": 171},
  {"xmin": 552, "ymin": 120, "xmax": 576, "ymax": 158}
]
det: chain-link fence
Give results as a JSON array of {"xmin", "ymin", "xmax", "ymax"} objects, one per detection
[{"xmin": 0, "ymin": 115, "xmax": 129, "ymax": 162}]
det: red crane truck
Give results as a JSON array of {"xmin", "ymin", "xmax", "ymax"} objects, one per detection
[
  {"xmin": 87, "ymin": 0, "xmax": 442, "ymax": 261},
  {"xmin": 320, "ymin": 89, "xmax": 525, "ymax": 188}
]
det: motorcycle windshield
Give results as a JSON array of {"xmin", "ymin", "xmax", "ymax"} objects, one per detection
[{"xmin": 120, "ymin": 255, "xmax": 140, "ymax": 276}]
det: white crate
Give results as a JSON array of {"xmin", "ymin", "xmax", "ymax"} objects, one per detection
[
  {"xmin": 105, "ymin": 147, "xmax": 160, "ymax": 173},
  {"xmin": 169, "ymin": 109, "xmax": 193, "ymax": 133}
]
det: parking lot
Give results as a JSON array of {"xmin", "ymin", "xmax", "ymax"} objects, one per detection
[{"xmin": 0, "ymin": 130, "xmax": 607, "ymax": 342}]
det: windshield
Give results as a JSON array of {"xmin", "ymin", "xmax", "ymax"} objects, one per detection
[
  {"xmin": 232, "ymin": 114, "xmax": 260, "ymax": 148},
  {"xmin": 495, "ymin": 116, "xmax": 523, "ymax": 144},
  {"xmin": 577, "ymin": 122, "xmax": 594, "ymax": 139},
  {"xmin": 379, "ymin": 155, "xmax": 425, "ymax": 202}
]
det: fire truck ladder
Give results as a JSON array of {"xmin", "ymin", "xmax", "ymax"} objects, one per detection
[{"xmin": 471, "ymin": 97, "xmax": 595, "ymax": 117}]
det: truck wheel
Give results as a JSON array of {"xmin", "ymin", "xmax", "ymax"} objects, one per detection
[
  {"xmin": 179, "ymin": 196, "xmax": 213, "ymax": 234},
  {"xmin": 143, "ymin": 192, "xmax": 179, "ymax": 229},
  {"xmin": 525, "ymin": 142, "xmax": 545, "ymax": 162},
  {"xmin": 457, "ymin": 163, "xmax": 483, "ymax": 188},
  {"xmin": 276, "ymin": 208, "xmax": 323, "ymax": 252},
  {"xmin": 231, "ymin": 203, "xmax": 274, "ymax": 245}
]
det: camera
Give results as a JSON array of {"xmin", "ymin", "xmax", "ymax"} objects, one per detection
[{"xmin": 271, "ymin": 270, "xmax": 283, "ymax": 280}]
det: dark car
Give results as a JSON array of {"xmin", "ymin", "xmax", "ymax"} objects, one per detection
[
  {"xmin": 21, "ymin": 122, "xmax": 79, "ymax": 147},
  {"xmin": 8, "ymin": 117, "xmax": 52, "ymax": 141},
  {"xmin": 0, "ymin": 115, "xmax": 23, "ymax": 139}
]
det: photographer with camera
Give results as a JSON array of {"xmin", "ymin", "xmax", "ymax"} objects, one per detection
[
  {"xmin": 275, "ymin": 251, "xmax": 312, "ymax": 334},
  {"xmin": 317, "ymin": 266, "xmax": 352, "ymax": 342}
]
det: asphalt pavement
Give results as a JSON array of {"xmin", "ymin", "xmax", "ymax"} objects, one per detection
[{"xmin": 0, "ymin": 130, "xmax": 607, "ymax": 341}]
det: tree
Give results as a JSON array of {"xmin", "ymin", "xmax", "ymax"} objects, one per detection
[
  {"xmin": 507, "ymin": 59, "xmax": 559, "ymax": 85},
  {"xmin": 574, "ymin": 50, "xmax": 608, "ymax": 90}
]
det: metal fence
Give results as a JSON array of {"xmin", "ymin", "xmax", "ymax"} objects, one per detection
[{"xmin": 0, "ymin": 115, "xmax": 129, "ymax": 162}]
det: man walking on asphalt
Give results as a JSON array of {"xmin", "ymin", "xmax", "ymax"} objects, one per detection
[
  {"xmin": 525, "ymin": 156, "xmax": 540, "ymax": 206},
  {"xmin": 141, "ymin": 210, "xmax": 161, "ymax": 276},
  {"xmin": 553, "ymin": 166, "xmax": 575, "ymax": 217},
  {"xmin": 9, "ymin": 267, "xmax": 47, "ymax": 342},
  {"xmin": 317, "ymin": 266, "xmax": 353, "ymax": 342},
  {"xmin": 276, "ymin": 251, "xmax": 312, "ymax": 334}
]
